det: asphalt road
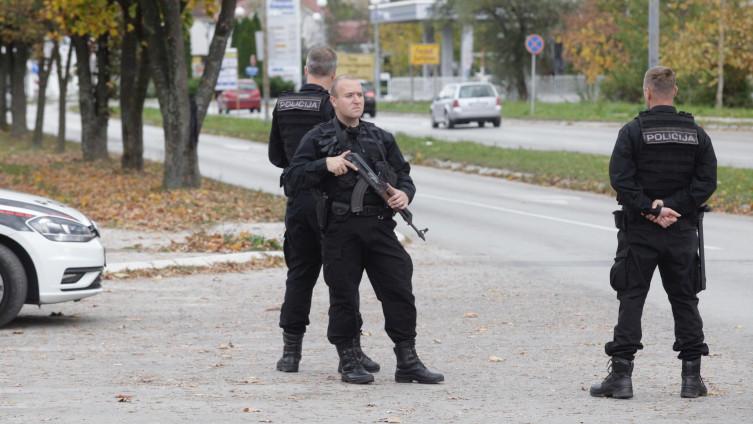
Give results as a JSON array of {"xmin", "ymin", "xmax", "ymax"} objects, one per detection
[
  {"xmin": 370, "ymin": 113, "xmax": 753, "ymax": 169},
  {"xmin": 218, "ymin": 103, "xmax": 753, "ymax": 169},
  {"xmin": 13, "ymin": 106, "xmax": 751, "ymax": 421},
  {"xmin": 39, "ymin": 107, "xmax": 753, "ymax": 330}
]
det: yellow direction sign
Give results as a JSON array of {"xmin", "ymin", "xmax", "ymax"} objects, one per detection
[
  {"xmin": 336, "ymin": 52, "xmax": 375, "ymax": 81},
  {"xmin": 410, "ymin": 44, "xmax": 440, "ymax": 65}
]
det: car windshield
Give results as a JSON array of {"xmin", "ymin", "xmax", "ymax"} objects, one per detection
[
  {"xmin": 459, "ymin": 85, "xmax": 495, "ymax": 98},
  {"xmin": 361, "ymin": 82, "xmax": 374, "ymax": 91},
  {"xmin": 239, "ymin": 82, "xmax": 257, "ymax": 91}
]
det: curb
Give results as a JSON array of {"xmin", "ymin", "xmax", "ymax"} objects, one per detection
[
  {"xmin": 104, "ymin": 230, "xmax": 407, "ymax": 273},
  {"xmin": 105, "ymin": 251, "xmax": 284, "ymax": 273}
]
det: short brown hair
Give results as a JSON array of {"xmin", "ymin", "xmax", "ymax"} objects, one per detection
[
  {"xmin": 329, "ymin": 75, "xmax": 360, "ymax": 97},
  {"xmin": 305, "ymin": 46, "xmax": 337, "ymax": 77},
  {"xmin": 643, "ymin": 66, "xmax": 676, "ymax": 97}
]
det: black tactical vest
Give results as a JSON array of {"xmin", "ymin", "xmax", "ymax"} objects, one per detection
[
  {"xmin": 319, "ymin": 120, "xmax": 393, "ymax": 206},
  {"xmin": 635, "ymin": 110, "xmax": 700, "ymax": 200},
  {"xmin": 276, "ymin": 89, "xmax": 331, "ymax": 163}
]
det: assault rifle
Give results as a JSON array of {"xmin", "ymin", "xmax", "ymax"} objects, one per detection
[{"xmin": 346, "ymin": 152, "xmax": 428, "ymax": 241}]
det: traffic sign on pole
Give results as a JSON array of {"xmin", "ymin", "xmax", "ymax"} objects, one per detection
[
  {"xmin": 525, "ymin": 34, "xmax": 545, "ymax": 56},
  {"xmin": 525, "ymin": 34, "xmax": 544, "ymax": 115}
]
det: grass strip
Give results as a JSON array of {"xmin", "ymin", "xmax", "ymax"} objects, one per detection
[
  {"xmin": 135, "ymin": 107, "xmax": 753, "ymax": 215},
  {"xmin": 378, "ymin": 100, "xmax": 753, "ymax": 124},
  {"xmin": 396, "ymin": 133, "xmax": 753, "ymax": 215}
]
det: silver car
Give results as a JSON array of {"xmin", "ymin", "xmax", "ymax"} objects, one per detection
[{"xmin": 430, "ymin": 82, "xmax": 501, "ymax": 129}]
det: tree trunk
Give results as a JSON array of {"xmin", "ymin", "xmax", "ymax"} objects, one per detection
[
  {"xmin": 73, "ymin": 36, "xmax": 110, "ymax": 161},
  {"xmin": 0, "ymin": 44, "xmax": 8, "ymax": 132},
  {"xmin": 140, "ymin": 0, "xmax": 236, "ymax": 189},
  {"xmin": 54, "ymin": 40, "xmax": 74, "ymax": 153},
  {"xmin": 715, "ymin": 0, "xmax": 725, "ymax": 110},
  {"xmin": 10, "ymin": 42, "xmax": 30, "ymax": 138},
  {"xmin": 32, "ymin": 51, "xmax": 55, "ymax": 148},
  {"xmin": 120, "ymin": 5, "xmax": 149, "ymax": 171}
]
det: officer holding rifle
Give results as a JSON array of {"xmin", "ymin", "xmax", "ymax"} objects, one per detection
[{"xmin": 284, "ymin": 76, "xmax": 443, "ymax": 385}]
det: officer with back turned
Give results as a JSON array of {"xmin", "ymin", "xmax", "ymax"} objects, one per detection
[
  {"xmin": 284, "ymin": 76, "xmax": 444, "ymax": 385},
  {"xmin": 268, "ymin": 46, "xmax": 378, "ymax": 374},
  {"xmin": 590, "ymin": 66, "xmax": 717, "ymax": 399}
]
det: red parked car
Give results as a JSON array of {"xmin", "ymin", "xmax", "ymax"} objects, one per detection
[{"xmin": 217, "ymin": 79, "xmax": 261, "ymax": 114}]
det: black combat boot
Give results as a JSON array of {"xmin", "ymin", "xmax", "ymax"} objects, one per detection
[
  {"xmin": 394, "ymin": 340, "xmax": 444, "ymax": 384},
  {"xmin": 276, "ymin": 332, "xmax": 303, "ymax": 372},
  {"xmin": 590, "ymin": 357, "xmax": 634, "ymax": 399},
  {"xmin": 338, "ymin": 334, "xmax": 381, "ymax": 373},
  {"xmin": 681, "ymin": 358, "xmax": 708, "ymax": 398},
  {"xmin": 336, "ymin": 340, "xmax": 374, "ymax": 384}
]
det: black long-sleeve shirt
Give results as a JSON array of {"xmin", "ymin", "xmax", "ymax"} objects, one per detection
[
  {"xmin": 609, "ymin": 105, "xmax": 717, "ymax": 217},
  {"xmin": 268, "ymin": 84, "xmax": 335, "ymax": 169},
  {"xmin": 285, "ymin": 119, "xmax": 415, "ymax": 204}
]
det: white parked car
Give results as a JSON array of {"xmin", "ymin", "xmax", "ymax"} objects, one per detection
[
  {"xmin": 430, "ymin": 82, "xmax": 502, "ymax": 129},
  {"xmin": 0, "ymin": 189, "xmax": 105, "ymax": 327}
]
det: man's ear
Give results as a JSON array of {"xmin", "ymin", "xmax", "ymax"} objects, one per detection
[{"xmin": 673, "ymin": 85, "xmax": 679, "ymax": 98}]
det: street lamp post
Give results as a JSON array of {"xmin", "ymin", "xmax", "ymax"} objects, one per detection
[
  {"xmin": 372, "ymin": 0, "xmax": 382, "ymax": 100},
  {"xmin": 648, "ymin": 0, "xmax": 660, "ymax": 67},
  {"xmin": 263, "ymin": 0, "xmax": 271, "ymax": 122}
]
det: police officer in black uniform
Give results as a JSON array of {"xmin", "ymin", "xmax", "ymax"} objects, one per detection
[
  {"xmin": 591, "ymin": 66, "xmax": 717, "ymax": 399},
  {"xmin": 269, "ymin": 47, "xmax": 378, "ymax": 374},
  {"xmin": 285, "ymin": 76, "xmax": 444, "ymax": 385}
]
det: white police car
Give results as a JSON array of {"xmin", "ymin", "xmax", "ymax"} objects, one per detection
[{"xmin": 0, "ymin": 189, "xmax": 105, "ymax": 327}]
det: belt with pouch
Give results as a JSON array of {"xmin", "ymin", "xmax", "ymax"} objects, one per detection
[{"xmin": 331, "ymin": 201, "xmax": 392, "ymax": 217}]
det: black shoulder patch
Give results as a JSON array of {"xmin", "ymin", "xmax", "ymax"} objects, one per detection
[
  {"xmin": 277, "ymin": 97, "xmax": 322, "ymax": 112},
  {"xmin": 642, "ymin": 127, "xmax": 699, "ymax": 145}
]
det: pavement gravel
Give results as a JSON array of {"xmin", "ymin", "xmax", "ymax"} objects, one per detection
[{"xmin": 2, "ymin": 242, "xmax": 751, "ymax": 423}]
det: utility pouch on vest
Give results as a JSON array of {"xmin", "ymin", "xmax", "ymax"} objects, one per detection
[
  {"xmin": 331, "ymin": 201, "xmax": 350, "ymax": 216},
  {"xmin": 613, "ymin": 210, "xmax": 626, "ymax": 230},
  {"xmin": 315, "ymin": 193, "xmax": 329, "ymax": 231}
]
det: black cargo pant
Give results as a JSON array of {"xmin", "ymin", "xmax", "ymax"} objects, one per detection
[
  {"xmin": 322, "ymin": 211, "xmax": 417, "ymax": 346},
  {"xmin": 279, "ymin": 192, "xmax": 364, "ymax": 334},
  {"xmin": 605, "ymin": 218, "xmax": 709, "ymax": 361}
]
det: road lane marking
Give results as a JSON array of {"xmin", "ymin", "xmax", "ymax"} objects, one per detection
[
  {"xmin": 422, "ymin": 192, "xmax": 616, "ymax": 232},
  {"xmin": 420, "ymin": 192, "xmax": 722, "ymax": 250}
]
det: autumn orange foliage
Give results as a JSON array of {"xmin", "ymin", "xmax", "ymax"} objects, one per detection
[{"xmin": 0, "ymin": 137, "xmax": 285, "ymax": 231}]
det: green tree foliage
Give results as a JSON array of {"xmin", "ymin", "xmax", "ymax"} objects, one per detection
[
  {"xmin": 231, "ymin": 15, "xmax": 260, "ymax": 78},
  {"xmin": 442, "ymin": 0, "xmax": 575, "ymax": 100},
  {"xmin": 562, "ymin": 0, "xmax": 753, "ymax": 106},
  {"xmin": 0, "ymin": 0, "xmax": 47, "ymax": 136}
]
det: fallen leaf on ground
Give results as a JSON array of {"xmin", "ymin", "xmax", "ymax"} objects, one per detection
[
  {"xmin": 488, "ymin": 356, "xmax": 504, "ymax": 363},
  {"xmin": 0, "ymin": 136, "xmax": 285, "ymax": 231},
  {"xmin": 464, "ymin": 312, "xmax": 479, "ymax": 318},
  {"xmin": 218, "ymin": 341, "xmax": 234, "ymax": 349},
  {"xmin": 115, "ymin": 394, "xmax": 133, "ymax": 403}
]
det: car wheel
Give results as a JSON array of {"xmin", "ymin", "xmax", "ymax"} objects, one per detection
[
  {"xmin": 493, "ymin": 117, "xmax": 501, "ymax": 128},
  {"xmin": 445, "ymin": 112, "xmax": 455, "ymax": 129},
  {"xmin": 478, "ymin": 121, "xmax": 485, "ymax": 127},
  {"xmin": 431, "ymin": 115, "xmax": 439, "ymax": 128},
  {"xmin": 0, "ymin": 244, "xmax": 28, "ymax": 327}
]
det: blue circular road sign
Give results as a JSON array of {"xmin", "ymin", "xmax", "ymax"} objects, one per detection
[{"xmin": 525, "ymin": 34, "xmax": 545, "ymax": 56}]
